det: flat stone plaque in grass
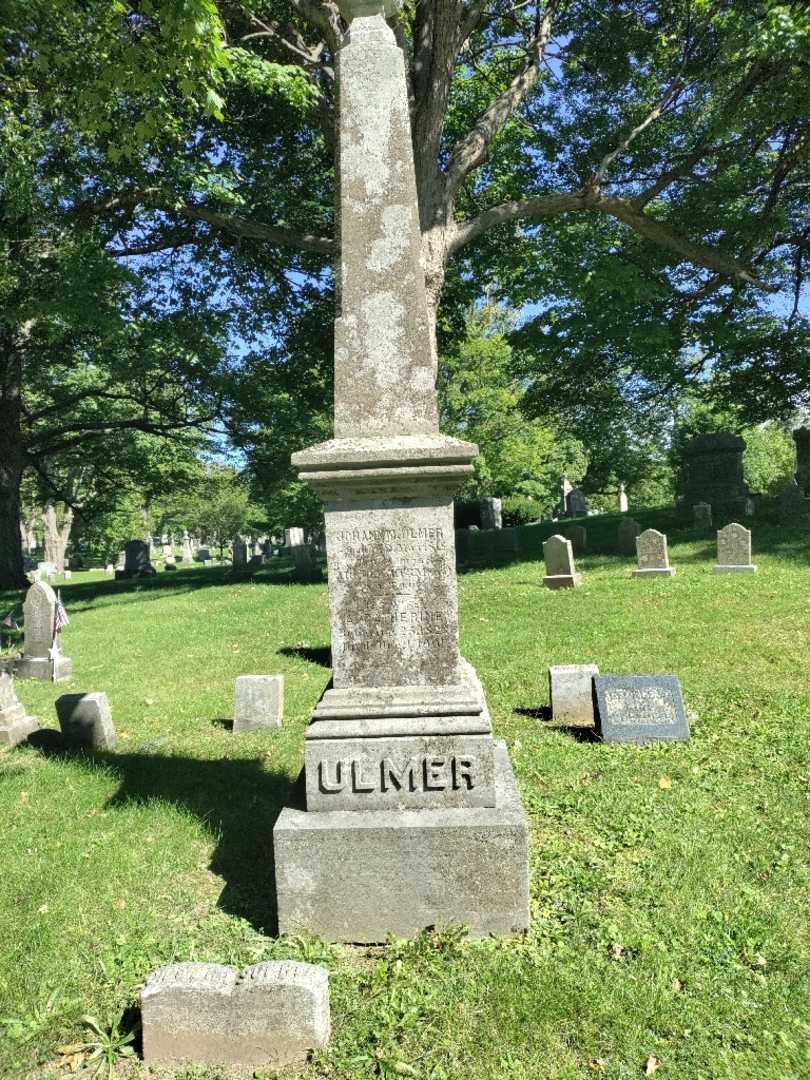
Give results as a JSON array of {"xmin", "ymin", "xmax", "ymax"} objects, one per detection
[{"xmin": 593, "ymin": 674, "xmax": 689, "ymax": 744}]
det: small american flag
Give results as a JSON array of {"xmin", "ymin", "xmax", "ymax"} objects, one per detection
[
  {"xmin": 54, "ymin": 591, "xmax": 70, "ymax": 633},
  {"xmin": 1, "ymin": 610, "xmax": 18, "ymax": 631}
]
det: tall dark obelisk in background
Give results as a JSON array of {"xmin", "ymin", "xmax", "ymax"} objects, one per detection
[{"xmin": 273, "ymin": 0, "xmax": 529, "ymax": 942}]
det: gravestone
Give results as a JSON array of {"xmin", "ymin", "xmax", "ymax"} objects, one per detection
[
  {"xmin": 617, "ymin": 517, "xmax": 641, "ymax": 555},
  {"xmin": 253, "ymin": 539, "xmax": 264, "ymax": 557},
  {"xmin": 618, "ymin": 483, "xmax": 629, "ymax": 513},
  {"xmin": 549, "ymin": 664, "xmax": 599, "ymax": 726},
  {"xmin": 292, "ymin": 543, "xmax": 318, "ymax": 582},
  {"xmin": 164, "ymin": 556, "xmax": 177, "ymax": 571},
  {"xmin": 141, "ymin": 961, "xmax": 330, "ymax": 1069},
  {"xmin": 560, "ymin": 477, "xmax": 572, "ymax": 516},
  {"xmin": 232, "ymin": 537, "xmax": 248, "ymax": 569},
  {"xmin": 542, "ymin": 534, "xmax": 582, "ymax": 589},
  {"xmin": 633, "ymin": 529, "xmax": 675, "ymax": 578},
  {"xmin": 778, "ymin": 481, "xmax": 808, "ymax": 525},
  {"xmin": 0, "ymin": 673, "xmax": 40, "ymax": 747},
  {"xmin": 284, "ymin": 527, "xmax": 305, "ymax": 548},
  {"xmin": 715, "ymin": 522, "xmax": 757, "ymax": 573},
  {"xmin": 161, "ymin": 543, "xmax": 173, "ymax": 559},
  {"xmin": 794, "ymin": 427, "xmax": 810, "ymax": 492},
  {"xmin": 196, "ymin": 547, "xmax": 210, "ymax": 562},
  {"xmin": 16, "ymin": 580, "xmax": 72, "ymax": 682},
  {"xmin": 56, "ymin": 692, "xmax": 117, "ymax": 749},
  {"xmin": 563, "ymin": 524, "xmax": 587, "ymax": 554},
  {"xmin": 105, "ymin": 563, "xmax": 114, "ymax": 575},
  {"xmin": 273, "ymin": 0, "xmax": 529, "ymax": 943},
  {"xmin": 693, "ymin": 501, "xmax": 712, "ymax": 529},
  {"xmin": 480, "ymin": 497, "xmax": 502, "ymax": 530},
  {"xmin": 233, "ymin": 675, "xmax": 284, "ymax": 732},
  {"xmin": 181, "ymin": 532, "xmax": 193, "ymax": 564},
  {"xmin": 115, "ymin": 550, "xmax": 125, "ymax": 571},
  {"xmin": 565, "ymin": 487, "xmax": 588, "ymax": 517},
  {"xmin": 115, "ymin": 539, "xmax": 155, "ymax": 580},
  {"xmin": 680, "ymin": 433, "xmax": 749, "ymax": 517},
  {"xmin": 593, "ymin": 674, "xmax": 690, "ymax": 743}
]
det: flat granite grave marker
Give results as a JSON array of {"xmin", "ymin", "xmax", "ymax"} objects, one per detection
[
  {"xmin": 16, "ymin": 580, "xmax": 72, "ymax": 682},
  {"xmin": 273, "ymin": 0, "xmax": 529, "ymax": 942},
  {"xmin": 0, "ymin": 673, "xmax": 40, "ymax": 747},
  {"xmin": 56, "ymin": 692, "xmax": 117, "ymax": 749},
  {"xmin": 593, "ymin": 675, "xmax": 690, "ymax": 743},
  {"xmin": 543, "ymin": 534, "xmax": 581, "ymax": 589},
  {"xmin": 549, "ymin": 664, "xmax": 599, "ymax": 726},
  {"xmin": 617, "ymin": 517, "xmax": 641, "ymax": 555},
  {"xmin": 715, "ymin": 522, "xmax": 757, "ymax": 573},
  {"xmin": 693, "ymin": 502, "xmax": 712, "ymax": 529},
  {"xmin": 141, "ymin": 961, "xmax": 329, "ymax": 1069},
  {"xmin": 633, "ymin": 528, "xmax": 675, "ymax": 578},
  {"xmin": 233, "ymin": 675, "xmax": 284, "ymax": 732}
]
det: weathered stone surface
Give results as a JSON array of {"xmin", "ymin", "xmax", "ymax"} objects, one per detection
[
  {"xmin": 276, "ymin": 742, "xmax": 529, "ymax": 942},
  {"xmin": 479, "ymin": 497, "xmax": 502, "ymax": 530},
  {"xmin": 232, "ymin": 537, "xmax": 247, "ymax": 568},
  {"xmin": 633, "ymin": 528, "xmax": 675, "ymax": 578},
  {"xmin": 715, "ymin": 522, "xmax": 757, "ymax": 573},
  {"xmin": 56, "ymin": 692, "xmax": 117, "ymax": 749},
  {"xmin": 618, "ymin": 483, "xmax": 629, "ymax": 512},
  {"xmin": 0, "ymin": 672, "xmax": 39, "ymax": 747},
  {"xmin": 617, "ymin": 517, "xmax": 641, "ymax": 555},
  {"xmin": 593, "ymin": 674, "xmax": 690, "ymax": 743},
  {"xmin": 181, "ymin": 532, "xmax": 193, "ymax": 564},
  {"xmin": 693, "ymin": 502, "xmax": 712, "ymax": 529},
  {"xmin": 196, "ymin": 547, "xmax": 210, "ymax": 562},
  {"xmin": 680, "ymin": 432, "xmax": 749, "ymax": 517},
  {"xmin": 778, "ymin": 481, "xmax": 808, "ymax": 525},
  {"xmin": 292, "ymin": 543, "xmax": 318, "ymax": 582},
  {"xmin": 566, "ymin": 487, "xmax": 588, "ymax": 517},
  {"xmin": 141, "ymin": 960, "xmax": 330, "ymax": 1069},
  {"xmin": 114, "ymin": 539, "xmax": 154, "ymax": 580},
  {"xmin": 549, "ymin": 664, "xmax": 599, "ymax": 726},
  {"xmin": 16, "ymin": 580, "xmax": 72, "ymax": 682},
  {"xmin": 563, "ymin": 524, "xmax": 587, "ymax": 554},
  {"xmin": 233, "ymin": 675, "xmax": 284, "ymax": 732},
  {"xmin": 543, "ymin": 534, "xmax": 581, "ymax": 589}
]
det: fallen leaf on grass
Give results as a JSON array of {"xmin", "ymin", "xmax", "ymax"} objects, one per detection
[
  {"xmin": 658, "ymin": 776, "xmax": 672, "ymax": 790},
  {"xmin": 38, "ymin": 904, "xmax": 49, "ymax": 914},
  {"xmin": 114, "ymin": 898, "xmax": 126, "ymax": 910},
  {"xmin": 611, "ymin": 943, "xmax": 625, "ymax": 960},
  {"xmin": 645, "ymin": 1053, "xmax": 663, "ymax": 1075},
  {"xmin": 589, "ymin": 1058, "xmax": 607, "ymax": 1072},
  {"xmin": 672, "ymin": 978, "xmax": 683, "ymax": 993},
  {"xmin": 143, "ymin": 698, "xmax": 154, "ymax": 706}
]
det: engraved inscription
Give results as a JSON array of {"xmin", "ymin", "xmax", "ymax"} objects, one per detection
[
  {"xmin": 317, "ymin": 754, "xmax": 478, "ymax": 795},
  {"xmin": 604, "ymin": 687, "xmax": 678, "ymax": 726}
]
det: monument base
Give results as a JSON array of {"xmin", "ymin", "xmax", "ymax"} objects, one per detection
[
  {"xmin": 543, "ymin": 574, "xmax": 582, "ymax": 590},
  {"xmin": 632, "ymin": 568, "xmax": 675, "ymax": 578},
  {"xmin": 0, "ymin": 715, "xmax": 40, "ymax": 748},
  {"xmin": 274, "ymin": 742, "xmax": 529, "ymax": 943},
  {"xmin": 15, "ymin": 656, "xmax": 73, "ymax": 682},
  {"xmin": 714, "ymin": 564, "xmax": 757, "ymax": 574}
]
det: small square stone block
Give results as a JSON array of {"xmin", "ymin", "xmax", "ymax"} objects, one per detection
[
  {"xmin": 593, "ymin": 675, "xmax": 689, "ymax": 744},
  {"xmin": 233, "ymin": 675, "xmax": 284, "ymax": 732},
  {"xmin": 549, "ymin": 664, "xmax": 599, "ymax": 726},
  {"xmin": 56, "ymin": 692, "xmax": 117, "ymax": 749},
  {"xmin": 141, "ymin": 960, "xmax": 330, "ymax": 1069}
]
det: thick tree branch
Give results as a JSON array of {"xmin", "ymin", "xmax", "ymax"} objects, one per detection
[
  {"xmin": 443, "ymin": 1, "xmax": 557, "ymax": 205},
  {"xmin": 289, "ymin": 0, "xmax": 341, "ymax": 55},
  {"xmin": 178, "ymin": 206, "xmax": 335, "ymax": 256},
  {"xmin": 449, "ymin": 190, "xmax": 764, "ymax": 287}
]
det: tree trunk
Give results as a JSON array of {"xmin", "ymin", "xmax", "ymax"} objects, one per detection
[
  {"xmin": 0, "ymin": 353, "xmax": 27, "ymax": 588},
  {"xmin": 42, "ymin": 502, "xmax": 74, "ymax": 573}
]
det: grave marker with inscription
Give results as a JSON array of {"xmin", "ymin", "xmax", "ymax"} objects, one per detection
[
  {"xmin": 233, "ymin": 675, "xmax": 283, "ymax": 732},
  {"xmin": 542, "ymin": 534, "xmax": 582, "ymax": 589},
  {"xmin": 633, "ymin": 529, "xmax": 675, "ymax": 578},
  {"xmin": 141, "ymin": 961, "xmax": 329, "ymax": 1069},
  {"xmin": 593, "ymin": 674, "xmax": 690, "ymax": 743},
  {"xmin": 56, "ymin": 692, "xmax": 117, "ymax": 749},
  {"xmin": 16, "ymin": 580, "xmax": 72, "ymax": 682},
  {"xmin": 273, "ymin": 0, "xmax": 529, "ymax": 943},
  {"xmin": 549, "ymin": 664, "xmax": 598, "ymax": 726},
  {"xmin": 480, "ymin": 497, "xmax": 502, "ymax": 530},
  {"xmin": 715, "ymin": 522, "xmax": 757, "ymax": 573},
  {"xmin": 565, "ymin": 487, "xmax": 588, "ymax": 517}
]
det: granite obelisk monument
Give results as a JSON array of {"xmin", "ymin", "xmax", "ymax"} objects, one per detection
[{"xmin": 273, "ymin": 0, "xmax": 529, "ymax": 942}]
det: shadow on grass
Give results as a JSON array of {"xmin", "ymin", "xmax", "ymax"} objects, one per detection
[
  {"xmin": 28, "ymin": 729, "xmax": 296, "ymax": 936},
  {"xmin": 279, "ymin": 645, "xmax": 332, "ymax": 668},
  {"xmin": 514, "ymin": 705, "xmax": 599, "ymax": 743}
]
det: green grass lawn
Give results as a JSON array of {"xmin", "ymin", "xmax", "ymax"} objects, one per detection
[{"xmin": 1, "ymin": 527, "xmax": 808, "ymax": 1079}]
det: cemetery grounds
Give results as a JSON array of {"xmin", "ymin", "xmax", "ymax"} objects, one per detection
[{"xmin": 0, "ymin": 523, "xmax": 808, "ymax": 1079}]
